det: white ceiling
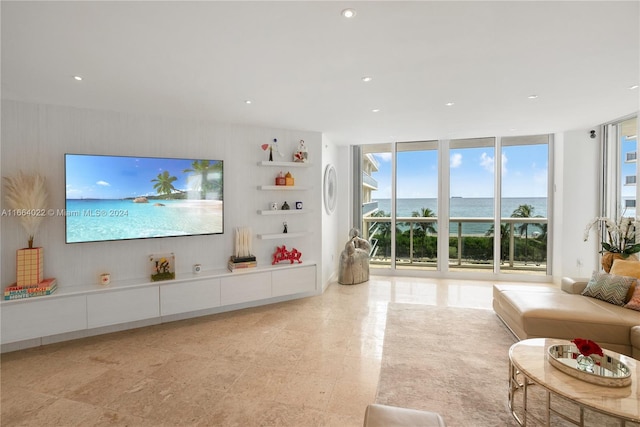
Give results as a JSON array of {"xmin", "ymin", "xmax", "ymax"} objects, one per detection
[{"xmin": 2, "ymin": 1, "xmax": 639, "ymax": 145}]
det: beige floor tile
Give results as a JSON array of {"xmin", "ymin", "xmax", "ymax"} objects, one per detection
[
  {"xmin": 326, "ymin": 379, "xmax": 378, "ymax": 418},
  {"xmin": 273, "ymin": 372, "xmax": 336, "ymax": 411},
  {"xmin": 0, "ymin": 277, "xmax": 505, "ymax": 426}
]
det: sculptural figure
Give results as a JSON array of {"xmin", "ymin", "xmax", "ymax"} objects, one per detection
[{"xmin": 338, "ymin": 228, "xmax": 371, "ymax": 285}]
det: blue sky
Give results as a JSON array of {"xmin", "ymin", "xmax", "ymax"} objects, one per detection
[
  {"xmin": 371, "ymin": 144, "xmax": 549, "ymax": 199},
  {"xmin": 65, "ymin": 155, "xmax": 221, "ymax": 199}
]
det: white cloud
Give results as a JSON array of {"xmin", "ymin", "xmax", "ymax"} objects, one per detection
[
  {"xmin": 480, "ymin": 152, "xmax": 494, "ymax": 172},
  {"xmin": 450, "ymin": 153, "xmax": 462, "ymax": 168},
  {"xmin": 96, "ymin": 180, "xmax": 110, "ymax": 186},
  {"xmin": 479, "ymin": 152, "xmax": 508, "ymax": 175},
  {"xmin": 375, "ymin": 153, "xmax": 392, "ymax": 162}
]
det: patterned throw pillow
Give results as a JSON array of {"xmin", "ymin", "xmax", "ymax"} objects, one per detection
[
  {"xmin": 625, "ymin": 286, "xmax": 640, "ymax": 311},
  {"xmin": 610, "ymin": 259, "xmax": 640, "ymax": 301},
  {"xmin": 581, "ymin": 271, "xmax": 635, "ymax": 306}
]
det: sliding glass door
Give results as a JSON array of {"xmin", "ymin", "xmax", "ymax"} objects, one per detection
[
  {"xmin": 356, "ymin": 133, "xmax": 552, "ymax": 276},
  {"xmin": 395, "ymin": 141, "xmax": 438, "ymax": 270}
]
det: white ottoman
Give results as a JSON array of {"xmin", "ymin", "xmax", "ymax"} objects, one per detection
[{"xmin": 363, "ymin": 404, "xmax": 447, "ymax": 427}]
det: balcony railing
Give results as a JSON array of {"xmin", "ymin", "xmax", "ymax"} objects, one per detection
[
  {"xmin": 362, "ymin": 201, "xmax": 379, "ymax": 216},
  {"xmin": 362, "ymin": 216, "xmax": 548, "ymax": 272},
  {"xmin": 363, "ymin": 172, "xmax": 378, "ymax": 189}
]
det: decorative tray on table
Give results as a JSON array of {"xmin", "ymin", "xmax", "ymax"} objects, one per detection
[{"xmin": 547, "ymin": 344, "xmax": 631, "ymax": 387}]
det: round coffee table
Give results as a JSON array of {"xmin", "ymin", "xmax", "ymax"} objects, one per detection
[{"xmin": 509, "ymin": 338, "xmax": 640, "ymax": 426}]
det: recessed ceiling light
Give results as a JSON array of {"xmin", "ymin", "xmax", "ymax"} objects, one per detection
[
  {"xmin": 341, "ymin": 8, "xmax": 356, "ymax": 18},
  {"xmin": 445, "ymin": 102, "xmax": 454, "ymax": 107},
  {"xmin": 629, "ymin": 85, "xmax": 639, "ymax": 90},
  {"xmin": 362, "ymin": 76, "xmax": 372, "ymax": 82},
  {"xmin": 371, "ymin": 109, "xmax": 380, "ymax": 113},
  {"xmin": 244, "ymin": 100, "xmax": 252, "ymax": 104},
  {"xmin": 73, "ymin": 75, "xmax": 83, "ymax": 81},
  {"xmin": 527, "ymin": 94, "xmax": 538, "ymax": 99}
]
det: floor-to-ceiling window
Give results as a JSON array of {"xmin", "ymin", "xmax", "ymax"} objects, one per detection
[
  {"xmin": 500, "ymin": 135, "xmax": 550, "ymax": 275},
  {"xmin": 448, "ymin": 137, "xmax": 495, "ymax": 272},
  {"xmin": 356, "ymin": 134, "xmax": 552, "ymax": 277},
  {"xmin": 603, "ymin": 115, "xmax": 638, "ymax": 221},
  {"xmin": 395, "ymin": 141, "xmax": 438, "ymax": 270},
  {"xmin": 360, "ymin": 144, "xmax": 393, "ymax": 268}
]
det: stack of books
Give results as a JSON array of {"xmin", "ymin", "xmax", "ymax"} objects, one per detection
[
  {"xmin": 228, "ymin": 255, "xmax": 257, "ymax": 271},
  {"xmin": 4, "ymin": 278, "xmax": 57, "ymax": 300}
]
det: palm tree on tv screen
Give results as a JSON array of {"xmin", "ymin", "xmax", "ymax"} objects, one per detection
[
  {"xmin": 151, "ymin": 171, "xmax": 178, "ymax": 196},
  {"xmin": 183, "ymin": 160, "xmax": 223, "ymax": 200}
]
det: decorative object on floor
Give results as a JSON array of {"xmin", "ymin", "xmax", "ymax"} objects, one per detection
[
  {"xmin": 283, "ymin": 221, "xmax": 288, "ymax": 233},
  {"xmin": 4, "ymin": 277, "xmax": 57, "ymax": 300},
  {"xmin": 149, "ymin": 253, "xmax": 175, "ymax": 281},
  {"xmin": 281, "ymin": 201, "xmax": 289, "ymax": 210},
  {"xmin": 293, "ymin": 139, "xmax": 308, "ymax": 163},
  {"xmin": 229, "ymin": 227, "xmax": 256, "ymax": 271},
  {"xmin": 275, "ymin": 171, "xmax": 286, "ymax": 186},
  {"xmin": 271, "ymin": 245, "xmax": 302, "ymax": 265},
  {"xmin": 100, "ymin": 273, "xmax": 111, "ymax": 285},
  {"xmin": 4, "ymin": 171, "xmax": 49, "ymax": 286},
  {"xmin": 338, "ymin": 228, "xmax": 370, "ymax": 285},
  {"xmin": 547, "ymin": 343, "xmax": 631, "ymax": 387},
  {"xmin": 285, "ymin": 171, "xmax": 294, "ymax": 186},
  {"xmin": 584, "ymin": 215, "xmax": 640, "ymax": 272},
  {"xmin": 323, "ymin": 164, "xmax": 337, "ymax": 214}
]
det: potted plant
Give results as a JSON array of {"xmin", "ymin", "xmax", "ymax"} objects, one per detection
[{"xmin": 584, "ymin": 216, "xmax": 640, "ymax": 272}]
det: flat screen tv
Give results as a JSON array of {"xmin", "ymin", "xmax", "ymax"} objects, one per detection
[{"xmin": 65, "ymin": 154, "xmax": 223, "ymax": 243}]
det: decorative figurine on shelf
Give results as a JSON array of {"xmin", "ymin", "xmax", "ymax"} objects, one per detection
[
  {"xmin": 272, "ymin": 245, "xmax": 303, "ymax": 265},
  {"xmin": 285, "ymin": 171, "xmax": 294, "ymax": 186},
  {"xmin": 275, "ymin": 171, "xmax": 286, "ymax": 186},
  {"xmin": 281, "ymin": 201, "xmax": 290, "ymax": 210},
  {"xmin": 293, "ymin": 139, "xmax": 308, "ymax": 163},
  {"xmin": 283, "ymin": 221, "xmax": 288, "ymax": 233},
  {"xmin": 261, "ymin": 138, "xmax": 282, "ymax": 162}
]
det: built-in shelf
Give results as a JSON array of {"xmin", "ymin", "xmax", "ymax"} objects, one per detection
[
  {"xmin": 258, "ymin": 185, "xmax": 309, "ymax": 191},
  {"xmin": 258, "ymin": 209, "xmax": 308, "ymax": 215},
  {"xmin": 257, "ymin": 232, "xmax": 309, "ymax": 240},
  {"xmin": 258, "ymin": 161, "xmax": 310, "ymax": 168}
]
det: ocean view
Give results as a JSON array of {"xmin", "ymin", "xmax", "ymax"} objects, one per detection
[{"xmin": 373, "ymin": 197, "xmax": 547, "ymax": 235}]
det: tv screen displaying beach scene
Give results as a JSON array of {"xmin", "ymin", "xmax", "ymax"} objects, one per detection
[{"xmin": 65, "ymin": 154, "xmax": 223, "ymax": 243}]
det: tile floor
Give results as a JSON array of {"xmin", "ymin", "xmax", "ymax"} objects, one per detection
[{"xmin": 0, "ymin": 276, "xmax": 530, "ymax": 426}]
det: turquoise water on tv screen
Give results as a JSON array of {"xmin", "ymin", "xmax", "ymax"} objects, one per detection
[{"xmin": 65, "ymin": 199, "xmax": 223, "ymax": 243}]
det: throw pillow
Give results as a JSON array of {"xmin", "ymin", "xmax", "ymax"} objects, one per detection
[
  {"xmin": 625, "ymin": 286, "xmax": 640, "ymax": 311},
  {"xmin": 610, "ymin": 259, "xmax": 640, "ymax": 301},
  {"xmin": 581, "ymin": 271, "xmax": 635, "ymax": 306}
]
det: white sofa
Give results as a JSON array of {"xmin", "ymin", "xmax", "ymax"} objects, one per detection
[{"xmin": 493, "ymin": 278, "xmax": 640, "ymax": 358}]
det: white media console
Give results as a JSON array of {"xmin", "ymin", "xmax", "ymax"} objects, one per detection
[{"xmin": 1, "ymin": 263, "xmax": 316, "ymax": 353}]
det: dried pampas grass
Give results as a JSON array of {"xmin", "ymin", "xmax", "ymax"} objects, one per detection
[{"xmin": 3, "ymin": 171, "xmax": 48, "ymax": 248}]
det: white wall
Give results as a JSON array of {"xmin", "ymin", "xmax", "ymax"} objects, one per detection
[
  {"xmin": 1, "ymin": 100, "xmax": 326, "ymax": 289},
  {"xmin": 555, "ymin": 128, "xmax": 601, "ymax": 279},
  {"xmin": 320, "ymin": 136, "xmax": 342, "ymax": 289}
]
